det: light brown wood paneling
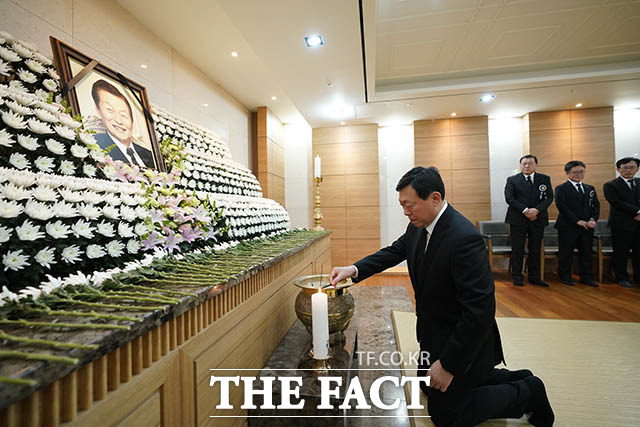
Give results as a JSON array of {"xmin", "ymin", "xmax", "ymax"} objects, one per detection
[
  {"xmin": 528, "ymin": 110, "xmax": 571, "ymax": 131},
  {"xmin": 585, "ymin": 163, "xmax": 616, "ymax": 200},
  {"xmin": 440, "ymin": 169, "xmax": 453, "ymax": 202},
  {"xmin": 536, "ymin": 166, "xmax": 568, "ymax": 194},
  {"xmin": 346, "ymin": 174, "xmax": 379, "ymax": 207},
  {"xmin": 118, "ymin": 392, "xmax": 161, "ymax": 427},
  {"xmin": 322, "ymin": 175, "xmax": 346, "ymax": 207},
  {"xmin": 312, "ymin": 126, "xmax": 349, "ymax": 144},
  {"xmin": 451, "ymin": 116, "xmax": 488, "ymax": 136},
  {"xmin": 346, "ymin": 207, "xmax": 381, "ymax": 240},
  {"xmin": 267, "ymin": 140, "xmax": 285, "ymax": 178},
  {"xmin": 347, "ymin": 124, "xmax": 378, "ymax": 143},
  {"xmin": 529, "ymin": 129, "xmax": 572, "ymax": 165},
  {"xmin": 454, "ymin": 203, "xmax": 491, "ymax": 224},
  {"xmin": 255, "ymin": 106, "xmax": 285, "ymax": 206},
  {"xmin": 570, "ymin": 126, "xmax": 615, "ymax": 165},
  {"xmin": 415, "ymin": 136, "xmax": 451, "ymax": 170},
  {"xmin": 347, "ymin": 239, "xmax": 382, "ymax": 265},
  {"xmin": 322, "ymin": 207, "xmax": 347, "ymax": 239},
  {"xmin": 345, "ymin": 142, "xmax": 379, "ymax": 174},
  {"xmin": 312, "ymin": 143, "xmax": 347, "ymax": 176},
  {"xmin": 414, "ymin": 119, "xmax": 450, "ymax": 138},
  {"xmin": 268, "ymin": 173, "xmax": 285, "ymax": 207},
  {"xmin": 570, "ymin": 107, "xmax": 613, "ymax": 129},
  {"xmin": 451, "ymin": 170, "xmax": 490, "ymax": 204},
  {"xmin": 451, "ymin": 134, "xmax": 489, "ymax": 170},
  {"xmin": 331, "ymin": 238, "xmax": 347, "ymax": 267}
]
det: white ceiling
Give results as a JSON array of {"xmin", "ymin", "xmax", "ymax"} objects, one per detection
[{"xmin": 117, "ymin": 0, "xmax": 640, "ymax": 128}]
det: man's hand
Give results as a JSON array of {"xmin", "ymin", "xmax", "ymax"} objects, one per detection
[
  {"xmin": 524, "ymin": 208, "xmax": 537, "ymax": 221},
  {"xmin": 329, "ymin": 266, "xmax": 356, "ymax": 286},
  {"xmin": 587, "ymin": 220, "xmax": 597, "ymax": 229},
  {"xmin": 634, "ymin": 213, "xmax": 640, "ymax": 222},
  {"xmin": 429, "ymin": 360, "xmax": 453, "ymax": 393},
  {"xmin": 577, "ymin": 220, "xmax": 589, "ymax": 230}
]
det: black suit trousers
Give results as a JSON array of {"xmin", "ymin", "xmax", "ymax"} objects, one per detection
[
  {"xmin": 557, "ymin": 228, "xmax": 594, "ymax": 281},
  {"xmin": 509, "ymin": 222, "xmax": 544, "ymax": 281},
  {"xmin": 611, "ymin": 224, "xmax": 640, "ymax": 282}
]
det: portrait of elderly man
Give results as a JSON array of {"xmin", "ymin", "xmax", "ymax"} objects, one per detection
[{"xmin": 91, "ymin": 79, "xmax": 154, "ymax": 168}]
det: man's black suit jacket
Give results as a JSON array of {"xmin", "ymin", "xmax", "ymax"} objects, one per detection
[
  {"xmin": 603, "ymin": 176, "xmax": 640, "ymax": 231},
  {"xmin": 504, "ymin": 173, "xmax": 553, "ymax": 227},
  {"xmin": 353, "ymin": 205, "xmax": 504, "ymax": 388},
  {"xmin": 554, "ymin": 181, "xmax": 599, "ymax": 231},
  {"xmin": 95, "ymin": 133, "xmax": 155, "ymax": 168}
]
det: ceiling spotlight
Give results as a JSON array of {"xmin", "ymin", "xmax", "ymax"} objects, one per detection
[
  {"xmin": 230, "ymin": 51, "xmax": 238, "ymax": 57},
  {"xmin": 406, "ymin": 103, "xmax": 412, "ymax": 107},
  {"xmin": 327, "ymin": 82, "xmax": 334, "ymax": 87},
  {"xmin": 575, "ymin": 103, "xmax": 583, "ymax": 108},
  {"xmin": 202, "ymin": 103, "xmax": 208, "ymax": 107},
  {"xmin": 450, "ymin": 112, "xmax": 457, "ymax": 117},
  {"xmin": 271, "ymin": 96, "xmax": 277, "ymax": 101},
  {"xmin": 340, "ymin": 121, "xmax": 345, "ymax": 125},
  {"xmin": 305, "ymin": 34, "xmax": 324, "ymax": 47},
  {"xmin": 480, "ymin": 94, "xmax": 496, "ymax": 103},
  {"xmin": 140, "ymin": 64, "xmax": 147, "ymax": 69}
]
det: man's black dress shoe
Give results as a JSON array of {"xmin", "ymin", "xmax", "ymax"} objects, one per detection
[
  {"xmin": 525, "ymin": 376, "xmax": 555, "ymax": 427},
  {"xmin": 559, "ymin": 279, "xmax": 574, "ymax": 286},
  {"xmin": 580, "ymin": 280, "xmax": 599, "ymax": 287},
  {"xmin": 618, "ymin": 280, "xmax": 632, "ymax": 288},
  {"xmin": 513, "ymin": 279, "xmax": 525, "ymax": 287},
  {"xmin": 530, "ymin": 279, "xmax": 550, "ymax": 287}
]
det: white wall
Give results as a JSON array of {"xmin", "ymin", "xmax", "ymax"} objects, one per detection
[
  {"xmin": 284, "ymin": 123, "xmax": 312, "ymax": 228},
  {"xmin": 614, "ymin": 108, "xmax": 640, "ymax": 178},
  {"xmin": 0, "ymin": 0, "xmax": 252, "ymax": 167},
  {"xmin": 378, "ymin": 125, "xmax": 414, "ymax": 251},
  {"xmin": 488, "ymin": 117, "xmax": 523, "ymax": 220}
]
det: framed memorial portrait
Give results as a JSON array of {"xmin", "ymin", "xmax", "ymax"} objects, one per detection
[{"xmin": 49, "ymin": 37, "xmax": 165, "ymax": 171}]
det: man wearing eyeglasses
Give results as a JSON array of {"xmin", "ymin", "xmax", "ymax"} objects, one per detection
[
  {"xmin": 603, "ymin": 157, "xmax": 640, "ymax": 287},
  {"xmin": 554, "ymin": 161, "xmax": 599, "ymax": 287}
]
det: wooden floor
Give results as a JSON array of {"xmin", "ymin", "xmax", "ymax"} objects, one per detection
[{"xmin": 358, "ymin": 270, "xmax": 640, "ymax": 322}]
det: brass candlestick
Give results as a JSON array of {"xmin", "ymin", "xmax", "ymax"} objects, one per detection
[{"xmin": 313, "ymin": 176, "xmax": 324, "ymax": 231}]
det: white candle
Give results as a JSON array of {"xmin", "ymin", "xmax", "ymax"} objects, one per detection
[
  {"xmin": 311, "ymin": 289, "xmax": 329, "ymax": 359},
  {"xmin": 314, "ymin": 155, "xmax": 321, "ymax": 178}
]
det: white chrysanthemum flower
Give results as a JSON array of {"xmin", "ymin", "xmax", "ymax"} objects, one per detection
[
  {"xmin": 3, "ymin": 249, "xmax": 29, "ymax": 272},
  {"xmin": 135, "ymin": 206, "xmax": 147, "ymax": 219},
  {"xmin": 17, "ymin": 68, "xmax": 37, "ymax": 84},
  {"xmin": 0, "ymin": 46, "xmax": 21, "ymax": 62},
  {"xmin": 59, "ymin": 160, "xmax": 75, "ymax": 175},
  {"xmin": 102, "ymin": 205, "xmax": 120, "ymax": 220},
  {"xmin": 126, "ymin": 239, "xmax": 141, "ymax": 254},
  {"xmin": 86, "ymin": 244, "xmax": 106, "ymax": 259},
  {"xmin": 71, "ymin": 219, "xmax": 94, "ymax": 238},
  {"xmin": 61, "ymin": 245, "xmax": 82, "ymax": 264},
  {"xmin": 34, "ymin": 247, "xmax": 56, "ymax": 269},
  {"xmin": 134, "ymin": 222, "xmax": 149, "ymax": 236},
  {"xmin": 28, "ymin": 118, "xmax": 53, "ymax": 134},
  {"xmin": 58, "ymin": 188, "xmax": 83, "ymax": 203},
  {"xmin": 46, "ymin": 220, "xmax": 71, "ymax": 239},
  {"xmin": 2, "ymin": 110, "xmax": 27, "ymax": 129},
  {"xmin": 33, "ymin": 108, "xmax": 58, "ymax": 123},
  {"xmin": 83, "ymin": 164, "xmax": 97, "ymax": 177},
  {"xmin": 38, "ymin": 101, "xmax": 61, "ymax": 115},
  {"xmin": 82, "ymin": 190, "xmax": 103, "ymax": 204},
  {"xmin": 17, "ymin": 134, "xmax": 39, "ymax": 151},
  {"xmin": 103, "ymin": 193, "xmax": 120, "ymax": 205},
  {"xmin": 65, "ymin": 271, "xmax": 93, "ymax": 286},
  {"xmin": 78, "ymin": 203, "xmax": 101, "ymax": 220},
  {"xmin": 16, "ymin": 219, "xmax": 45, "ymax": 241},
  {"xmin": 90, "ymin": 149, "xmax": 106, "ymax": 163},
  {"xmin": 24, "ymin": 59, "xmax": 45, "ymax": 74},
  {"xmin": 24, "ymin": 199, "xmax": 55, "ymax": 220},
  {"xmin": 106, "ymin": 240, "xmax": 124, "ymax": 257},
  {"xmin": 0, "ymin": 31, "xmax": 13, "ymax": 42},
  {"xmin": 44, "ymin": 138, "xmax": 67, "ymax": 156},
  {"xmin": 120, "ymin": 206, "xmax": 137, "ymax": 222},
  {"xmin": 9, "ymin": 90, "xmax": 34, "ymax": 106},
  {"xmin": 46, "ymin": 67, "xmax": 59, "ymax": 80},
  {"xmin": 34, "ymin": 156, "xmax": 55, "ymax": 173},
  {"xmin": 79, "ymin": 132, "xmax": 97, "ymax": 146},
  {"xmin": 32, "ymin": 185, "xmax": 57, "ymax": 202},
  {"xmin": 0, "ymin": 182, "xmax": 30, "ymax": 200},
  {"xmin": 9, "ymin": 152, "xmax": 30, "ymax": 170},
  {"xmin": 0, "ymin": 128, "xmax": 15, "ymax": 147},
  {"xmin": 54, "ymin": 124, "xmax": 75, "ymax": 140},
  {"xmin": 97, "ymin": 220, "xmax": 115, "ymax": 237},
  {"xmin": 69, "ymin": 144, "xmax": 89, "ymax": 159},
  {"xmin": 8, "ymin": 172, "xmax": 36, "ymax": 188},
  {"xmin": 8, "ymin": 80, "xmax": 26, "ymax": 91},
  {"xmin": 0, "ymin": 59, "xmax": 11, "ymax": 76},
  {"xmin": 34, "ymin": 88, "xmax": 49, "ymax": 101},
  {"xmin": 57, "ymin": 114, "xmax": 81, "ymax": 129},
  {"xmin": 5, "ymin": 100, "xmax": 32, "ymax": 115},
  {"xmin": 34, "ymin": 52, "xmax": 53, "ymax": 66},
  {"xmin": 117, "ymin": 221, "xmax": 135, "ymax": 238},
  {"xmin": 12, "ymin": 43, "xmax": 32, "ymax": 58},
  {"xmin": 120, "ymin": 194, "xmax": 137, "ymax": 206},
  {"xmin": 0, "ymin": 225, "xmax": 11, "ymax": 243},
  {"xmin": 43, "ymin": 79, "xmax": 58, "ymax": 92}
]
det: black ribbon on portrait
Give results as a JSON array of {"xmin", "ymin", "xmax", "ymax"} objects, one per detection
[
  {"xmin": 61, "ymin": 59, "xmax": 98, "ymax": 97},
  {"xmin": 115, "ymin": 72, "xmax": 155, "ymax": 126}
]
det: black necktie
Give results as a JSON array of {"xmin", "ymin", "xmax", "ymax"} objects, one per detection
[
  {"xmin": 416, "ymin": 228, "xmax": 429, "ymax": 264},
  {"xmin": 576, "ymin": 183, "xmax": 584, "ymax": 195},
  {"xmin": 629, "ymin": 179, "xmax": 636, "ymax": 190},
  {"xmin": 126, "ymin": 147, "xmax": 139, "ymax": 166},
  {"xmin": 526, "ymin": 175, "xmax": 533, "ymax": 187}
]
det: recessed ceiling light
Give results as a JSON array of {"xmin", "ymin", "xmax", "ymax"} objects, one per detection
[
  {"xmin": 340, "ymin": 121, "xmax": 345, "ymax": 125},
  {"xmin": 450, "ymin": 112, "xmax": 457, "ymax": 117},
  {"xmin": 140, "ymin": 64, "xmax": 147, "ymax": 69},
  {"xmin": 230, "ymin": 51, "xmax": 238, "ymax": 57},
  {"xmin": 406, "ymin": 103, "xmax": 412, "ymax": 107},
  {"xmin": 305, "ymin": 35, "xmax": 324, "ymax": 47},
  {"xmin": 480, "ymin": 94, "xmax": 495, "ymax": 103},
  {"xmin": 202, "ymin": 103, "xmax": 208, "ymax": 107},
  {"xmin": 575, "ymin": 103, "xmax": 583, "ymax": 107},
  {"xmin": 271, "ymin": 96, "xmax": 277, "ymax": 101}
]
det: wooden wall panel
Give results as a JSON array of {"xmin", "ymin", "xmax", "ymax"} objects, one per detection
[
  {"xmin": 529, "ymin": 129, "xmax": 572, "ymax": 165},
  {"xmin": 331, "ymin": 238, "xmax": 347, "ymax": 267},
  {"xmin": 255, "ymin": 107, "xmax": 285, "ymax": 207},
  {"xmin": 528, "ymin": 110, "xmax": 570, "ymax": 131},
  {"xmin": 322, "ymin": 175, "xmax": 346, "ymax": 207},
  {"xmin": 455, "ymin": 204, "xmax": 492, "ymax": 225},
  {"xmin": 450, "ymin": 116, "xmax": 488, "ymax": 136},
  {"xmin": 414, "ymin": 119, "xmax": 450, "ymax": 138},
  {"xmin": 312, "ymin": 143, "xmax": 347, "ymax": 175},
  {"xmin": 312, "ymin": 124, "xmax": 377, "ymax": 144},
  {"xmin": 322, "ymin": 207, "xmax": 346, "ymax": 239},
  {"xmin": 570, "ymin": 107, "xmax": 613, "ymax": 128},
  {"xmin": 347, "ymin": 239, "xmax": 382, "ymax": 265},
  {"xmin": 451, "ymin": 134, "xmax": 490, "ymax": 170},
  {"xmin": 415, "ymin": 136, "xmax": 451, "ymax": 169},
  {"xmin": 451, "ymin": 170, "xmax": 491, "ymax": 204},
  {"xmin": 346, "ymin": 207, "xmax": 381, "ymax": 240},
  {"xmin": 345, "ymin": 142, "xmax": 379, "ymax": 174},
  {"xmin": 346, "ymin": 174, "xmax": 379, "ymax": 207},
  {"xmin": 570, "ymin": 127, "xmax": 615, "ymax": 164}
]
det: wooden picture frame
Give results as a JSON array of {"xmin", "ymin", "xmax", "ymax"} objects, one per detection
[{"xmin": 49, "ymin": 37, "xmax": 165, "ymax": 171}]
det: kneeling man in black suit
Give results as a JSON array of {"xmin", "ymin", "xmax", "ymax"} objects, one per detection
[
  {"xmin": 554, "ymin": 161, "xmax": 600, "ymax": 287},
  {"xmin": 330, "ymin": 166, "xmax": 554, "ymax": 426}
]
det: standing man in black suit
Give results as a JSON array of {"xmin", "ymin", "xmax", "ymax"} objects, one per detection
[
  {"xmin": 554, "ymin": 161, "xmax": 599, "ymax": 287},
  {"xmin": 603, "ymin": 157, "xmax": 640, "ymax": 288},
  {"xmin": 330, "ymin": 167, "xmax": 554, "ymax": 426},
  {"xmin": 504, "ymin": 155, "xmax": 554, "ymax": 287}
]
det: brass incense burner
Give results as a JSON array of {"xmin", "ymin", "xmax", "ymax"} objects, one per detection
[{"xmin": 294, "ymin": 274, "xmax": 355, "ymax": 342}]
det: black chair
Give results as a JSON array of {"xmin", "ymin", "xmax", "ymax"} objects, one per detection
[
  {"xmin": 593, "ymin": 220, "xmax": 613, "ymax": 283},
  {"xmin": 478, "ymin": 221, "xmax": 512, "ymax": 271},
  {"xmin": 541, "ymin": 221, "xmax": 558, "ymax": 280}
]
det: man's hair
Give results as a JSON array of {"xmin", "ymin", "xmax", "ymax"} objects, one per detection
[
  {"xmin": 91, "ymin": 79, "xmax": 132, "ymax": 119},
  {"xmin": 395, "ymin": 166, "xmax": 445, "ymax": 200},
  {"xmin": 564, "ymin": 160, "xmax": 586, "ymax": 173},
  {"xmin": 616, "ymin": 157, "xmax": 640, "ymax": 168},
  {"xmin": 519, "ymin": 154, "xmax": 538, "ymax": 164}
]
